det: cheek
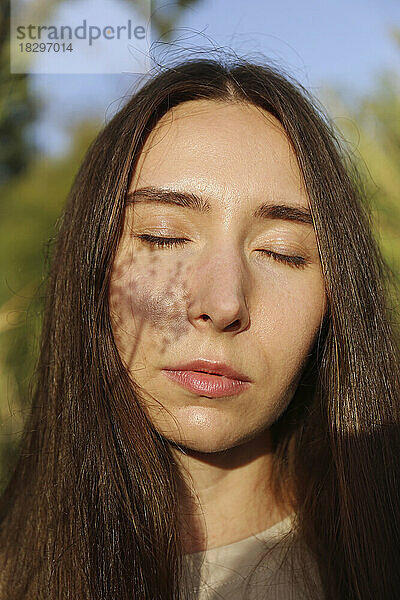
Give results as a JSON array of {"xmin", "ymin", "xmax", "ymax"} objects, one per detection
[
  {"xmin": 108, "ymin": 254, "xmax": 192, "ymax": 354},
  {"xmin": 257, "ymin": 274, "xmax": 326, "ymax": 365}
]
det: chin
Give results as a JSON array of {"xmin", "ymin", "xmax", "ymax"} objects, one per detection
[
  {"xmin": 148, "ymin": 405, "xmax": 270, "ymax": 455},
  {"xmin": 167, "ymin": 437, "xmax": 238, "ymax": 455},
  {"xmin": 160, "ymin": 422, "xmax": 254, "ymax": 455}
]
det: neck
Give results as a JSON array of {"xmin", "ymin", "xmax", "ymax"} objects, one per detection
[{"xmin": 171, "ymin": 429, "xmax": 291, "ymax": 554}]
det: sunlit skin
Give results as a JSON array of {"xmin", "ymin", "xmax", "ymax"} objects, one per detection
[{"xmin": 109, "ymin": 100, "xmax": 327, "ymax": 552}]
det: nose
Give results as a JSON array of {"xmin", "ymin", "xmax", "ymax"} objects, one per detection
[{"xmin": 185, "ymin": 245, "xmax": 250, "ymax": 333}]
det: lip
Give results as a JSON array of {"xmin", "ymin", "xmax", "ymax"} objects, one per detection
[
  {"xmin": 161, "ymin": 359, "xmax": 251, "ymax": 398},
  {"xmin": 163, "ymin": 359, "xmax": 251, "ymax": 381}
]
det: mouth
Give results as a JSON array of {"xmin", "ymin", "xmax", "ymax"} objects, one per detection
[
  {"xmin": 161, "ymin": 359, "xmax": 251, "ymax": 398},
  {"xmin": 163, "ymin": 359, "xmax": 250, "ymax": 380}
]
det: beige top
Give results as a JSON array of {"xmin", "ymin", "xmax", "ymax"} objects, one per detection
[{"xmin": 183, "ymin": 514, "xmax": 323, "ymax": 599}]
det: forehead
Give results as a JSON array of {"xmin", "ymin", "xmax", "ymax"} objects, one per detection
[{"xmin": 130, "ymin": 99, "xmax": 308, "ymax": 211}]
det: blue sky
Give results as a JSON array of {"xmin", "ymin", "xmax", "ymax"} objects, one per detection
[{"xmin": 28, "ymin": 0, "xmax": 399, "ymax": 155}]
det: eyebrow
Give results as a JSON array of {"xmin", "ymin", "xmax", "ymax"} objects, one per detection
[{"xmin": 126, "ymin": 186, "xmax": 313, "ymax": 226}]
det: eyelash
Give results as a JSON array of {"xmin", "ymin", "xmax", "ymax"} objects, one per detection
[{"xmin": 135, "ymin": 234, "xmax": 308, "ymax": 269}]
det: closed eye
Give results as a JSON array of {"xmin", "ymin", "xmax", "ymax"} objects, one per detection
[
  {"xmin": 134, "ymin": 234, "xmax": 189, "ymax": 248},
  {"xmin": 257, "ymin": 249, "xmax": 308, "ymax": 269},
  {"xmin": 135, "ymin": 235, "xmax": 308, "ymax": 269}
]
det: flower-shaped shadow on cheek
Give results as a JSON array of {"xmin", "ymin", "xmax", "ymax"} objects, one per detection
[{"xmin": 109, "ymin": 250, "xmax": 193, "ymax": 362}]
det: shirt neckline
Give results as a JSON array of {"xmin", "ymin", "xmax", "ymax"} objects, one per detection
[{"xmin": 184, "ymin": 512, "xmax": 295, "ymax": 560}]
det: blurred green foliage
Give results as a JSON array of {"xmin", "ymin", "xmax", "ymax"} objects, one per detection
[
  {"xmin": 0, "ymin": 121, "xmax": 101, "ymax": 489},
  {"xmin": 322, "ymin": 35, "xmax": 400, "ymax": 279},
  {"xmin": 0, "ymin": 0, "xmax": 39, "ymax": 185},
  {"xmin": 0, "ymin": 20, "xmax": 399, "ymax": 493}
]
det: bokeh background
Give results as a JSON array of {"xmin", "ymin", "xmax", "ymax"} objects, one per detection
[{"xmin": 1, "ymin": 0, "xmax": 399, "ymax": 493}]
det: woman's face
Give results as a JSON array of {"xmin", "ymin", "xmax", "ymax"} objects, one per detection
[{"xmin": 109, "ymin": 99, "xmax": 326, "ymax": 453}]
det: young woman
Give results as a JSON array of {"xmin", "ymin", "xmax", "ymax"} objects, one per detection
[{"xmin": 0, "ymin": 56, "xmax": 399, "ymax": 600}]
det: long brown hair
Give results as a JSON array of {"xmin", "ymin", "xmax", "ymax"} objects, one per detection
[{"xmin": 0, "ymin": 54, "xmax": 399, "ymax": 600}]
